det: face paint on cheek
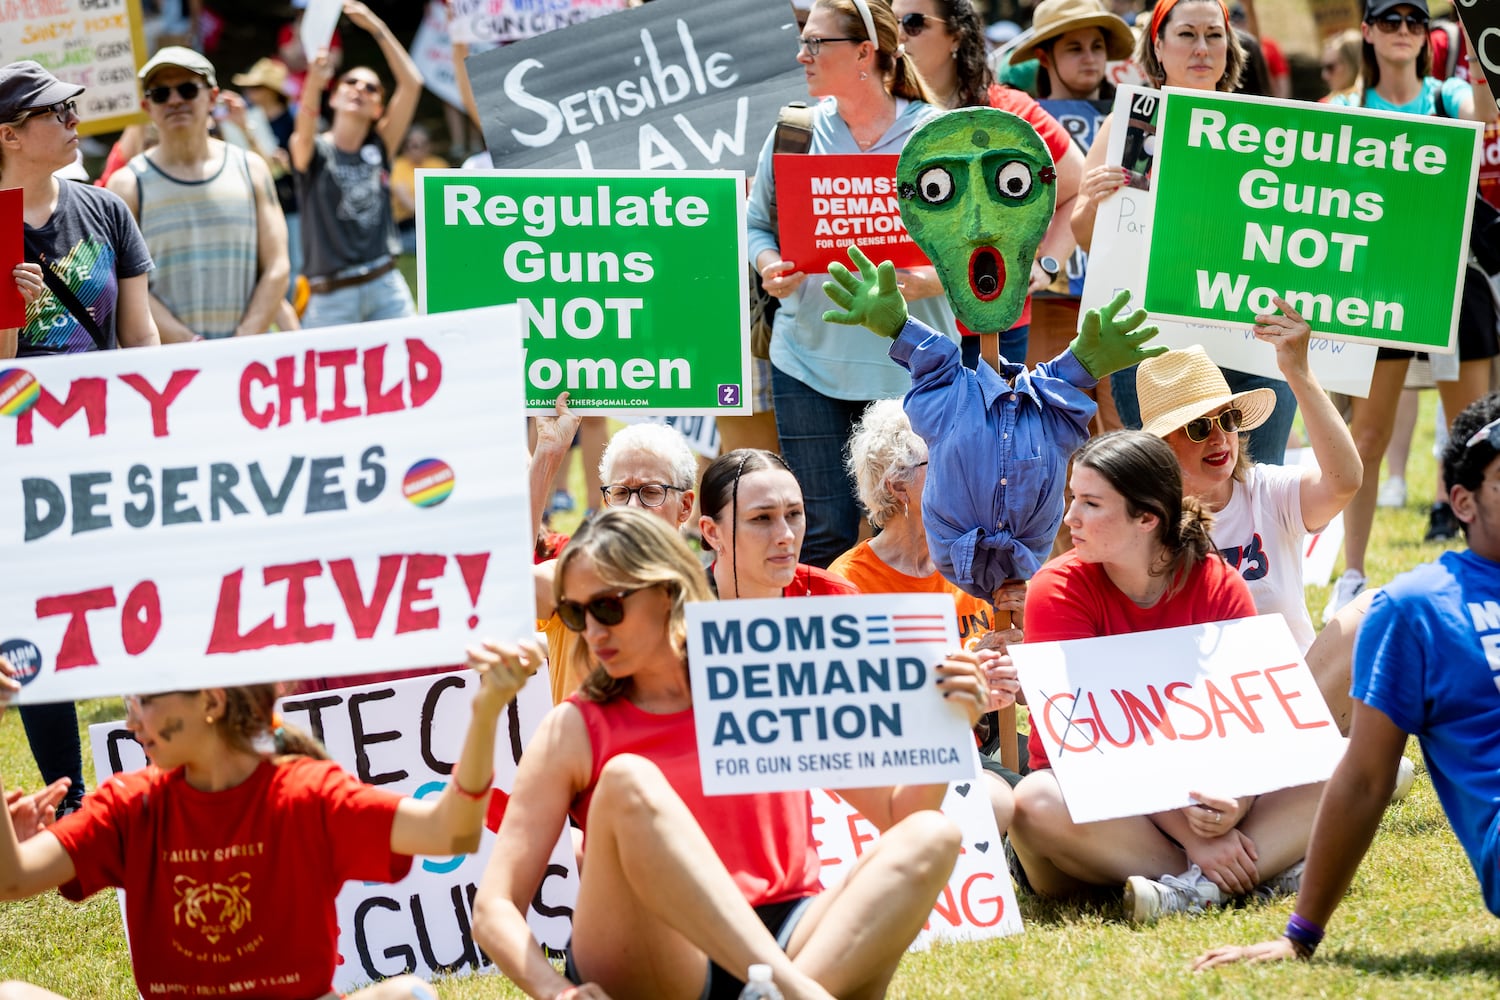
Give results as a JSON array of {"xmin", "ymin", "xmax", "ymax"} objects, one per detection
[{"xmin": 157, "ymin": 716, "xmax": 185, "ymax": 743}]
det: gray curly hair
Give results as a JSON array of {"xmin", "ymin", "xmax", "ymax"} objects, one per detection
[{"xmin": 845, "ymin": 399, "xmax": 927, "ymax": 529}]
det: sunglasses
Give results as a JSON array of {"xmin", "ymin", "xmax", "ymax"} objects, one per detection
[
  {"xmin": 1369, "ymin": 12, "xmax": 1427, "ymax": 33},
  {"xmin": 1182, "ymin": 407, "xmax": 1243, "ymax": 443},
  {"xmin": 11, "ymin": 99, "xmax": 78, "ymax": 125},
  {"xmin": 899, "ymin": 12, "xmax": 947, "ymax": 36},
  {"xmin": 340, "ymin": 77, "xmax": 382, "ymax": 95},
  {"xmin": 556, "ymin": 588, "xmax": 643, "ymax": 632},
  {"xmin": 600, "ymin": 483, "xmax": 682, "ymax": 508},
  {"xmin": 797, "ymin": 36, "xmax": 860, "ymax": 57},
  {"xmin": 146, "ymin": 82, "xmax": 204, "ymax": 104}
]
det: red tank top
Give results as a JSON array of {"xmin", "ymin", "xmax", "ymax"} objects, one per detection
[{"xmin": 567, "ymin": 694, "xmax": 822, "ymax": 907}]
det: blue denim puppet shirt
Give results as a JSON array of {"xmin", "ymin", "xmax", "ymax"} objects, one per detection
[{"xmin": 891, "ymin": 317, "xmax": 1097, "ymax": 600}]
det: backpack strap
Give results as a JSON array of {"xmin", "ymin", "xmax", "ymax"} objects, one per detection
[{"xmin": 766, "ymin": 103, "xmax": 815, "ymax": 236}]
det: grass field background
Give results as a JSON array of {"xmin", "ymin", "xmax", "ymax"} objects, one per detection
[{"xmin": 2, "ymin": 393, "xmax": 1495, "ymax": 998}]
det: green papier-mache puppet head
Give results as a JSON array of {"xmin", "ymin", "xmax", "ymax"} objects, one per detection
[{"xmin": 898, "ymin": 109, "xmax": 1056, "ymax": 334}]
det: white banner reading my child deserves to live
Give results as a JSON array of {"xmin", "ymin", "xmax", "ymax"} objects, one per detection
[
  {"xmin": 686, "ymin": 594, "xmax": 974, "ymax": 795},
  {"xmin": 88, "ymin": 669, "xmax": 578, "ymax": 993},
  {"xmin": 0, "ymin": 308, "xmax": 534, "ymax": 703},
  {"xmin": 1008, "ymin": 615, "xmax": 1347, "ymax": 825}
]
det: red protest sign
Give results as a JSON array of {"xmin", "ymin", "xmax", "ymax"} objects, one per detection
[
  {"xmin": 0, "ymin": 188, "xmax": 22, "ymax": 329},
  {"xmin": 773, "ymin": 154, "xmax": 928, "ymax": 274}
]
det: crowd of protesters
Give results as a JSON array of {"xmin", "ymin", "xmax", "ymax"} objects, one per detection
[{"xmin": 2, "ymin": 0, "xmax": 1499, "ymax": 998}]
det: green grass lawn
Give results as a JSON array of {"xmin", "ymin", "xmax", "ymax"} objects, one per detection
[{"xmin": 2, "ymin": 393, "xmax": 1493, "ymax": 998}]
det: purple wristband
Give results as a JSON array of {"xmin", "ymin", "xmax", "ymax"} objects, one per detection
[{"xmin": 1283, "ymin": 912, "xmax": 1324, "ymax": 956}]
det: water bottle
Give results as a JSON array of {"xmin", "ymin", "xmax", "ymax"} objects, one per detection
[{"xmin": 738, "ymin": 963, "xmax": 784, "ymax": 1000}]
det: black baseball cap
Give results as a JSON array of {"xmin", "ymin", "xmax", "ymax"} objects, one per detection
[
  {"xmin": 1366, "ymin": 0, "xmax": 1429, "ymax": 21},
  {"xmin": 0, "ymin": 61, "xmax": 84, "ymax": 124}
]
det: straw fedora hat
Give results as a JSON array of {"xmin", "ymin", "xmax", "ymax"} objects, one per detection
[
  {"xmin": 1137, "ymin": 346, "xmax": 1278, "ymax": 438},
  {"xmin": 231, "ymin": 58, "xmax": 291, "ymax": 98},
  {"xmin": 1010, "ymin": 0, "xmax": 1136, "ymax": 65}
]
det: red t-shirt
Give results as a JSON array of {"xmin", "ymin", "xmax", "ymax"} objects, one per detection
[
  {"xmin": 1022, "ymin": 550, "xmax": 1256, "ymax": 770},
  {"xmin": 783, "ymin": 563, "xmax": 860, "ymax": 597},
  {"xmin": 567, "ymin": 695, "xmax": 823, "ymax": 907},
  {"xmin": 52, "ymin": 758, "xmax": 411, "ymax": 1000}
]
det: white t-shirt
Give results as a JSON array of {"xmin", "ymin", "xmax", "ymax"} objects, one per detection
[{"xmin": 1211, "ymin": 463, "xmax": 1315, "ymax": 652}]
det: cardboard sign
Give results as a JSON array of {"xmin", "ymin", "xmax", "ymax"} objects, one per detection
[
  {"xmin": 300, "ymin": 0, "xmax": 342, "ymax": 61},
  {"xmin": 87, "ymin": 669, "xmax": 578, "ymax": 993},
  {"xmin": 449, "ymin": 0, "xmax": 629, "ymax": 45},
  {"xmin": 1306, "ymin": 0, "xmax": 1363, "ymax": 38},
  {"xmin": 1080, "ymin": 87, "xmax": 1378, "ymax": 397},
  {"xmin": 773, "ymin": 154, "xmax": 927, "ymax": 274},
  {"xmin": 811, "ymin": 759, "xmax": 1023, "ymax": 948},
  {"xmin": 686, "ymin": 594, "xmax": 974, "ymax": 795},
  {"xmin": 1457, "ymin": 0, "xmax": 1500, "ymax": 80},
  {"xmin": 1036, "ymin": 99, "xmax": 1111, "ymax": 298},
  {"xmin": 1146, "ymin": 88, "xmax": 1481, "ymax": 354},
  {"xmin": 1, "ymin": 308, "xmax": 535, "ymax": 704},
  {"xmin": 419, "ymin": 170, "xmax": 750, "ymax": 416},
  {"xmin": 1009, "ymin": 615, "xmax": 1347, "ymax": 825},
  {"xmin": 0, "ymin": 0, "xmax": 148, "ymax": 136},
  {"xmin": 0, "ymin": 188, "xmax": 22, "ymax": 329},
  {"xmin": 467, "ymin": 0, "xmax": 810, "ymax": 173},
  {"xmin": 410, "ymin": 0, "xmax": 464, "ymax": 111}
]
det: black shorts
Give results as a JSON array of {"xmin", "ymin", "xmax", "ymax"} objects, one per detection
[
  {"xmin": 563, "ymin": 895, "xmax": 815, "ymax": 1000},
  {"xmin": 1377, "ymin": 266, "xmax": 1500, "ymax": 363}
]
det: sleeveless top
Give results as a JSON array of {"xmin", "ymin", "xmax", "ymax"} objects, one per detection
[
  {"xmin": 129, "ymin": 144, "xmax": 258, "ymax": 340},
  {"xmin": 567, "ymin": 693, "xmax": 822, "ymax": 907}
]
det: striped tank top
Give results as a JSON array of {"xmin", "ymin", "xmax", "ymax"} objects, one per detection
[{"xmin": 129, "ymin": 143, "xmax": 258, "ymax": 340}]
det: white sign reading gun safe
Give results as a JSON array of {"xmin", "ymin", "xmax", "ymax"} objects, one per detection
[{"xmin": 687, "ymin": 594, "xmax": 975, "ymax": 795}]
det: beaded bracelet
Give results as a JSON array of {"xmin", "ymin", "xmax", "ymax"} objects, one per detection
[
  {"xmin": 1283, "ymin": 912, "xmax": 1324, "ymax": 959},
  {"xmin": 452, "ymin": 773, "xmax": 495, "ymax": 801}
]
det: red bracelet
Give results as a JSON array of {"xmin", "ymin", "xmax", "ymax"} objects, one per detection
[{"xmin": 451, "ymin": 773, "xmax": 494, "ymax": 801}]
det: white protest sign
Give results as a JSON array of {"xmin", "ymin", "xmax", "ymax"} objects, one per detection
[
  {"xmin": 0, "ymin": 0, "xmax": 149, "ymax": 136},
  {"xmin": 687, "ymin": 594, "xmax": 974, "ymax": 795},
  {"xmin": 300, "ymin": 0, "xmax": 343, "ymax": 60},
  {"xmin": 87, "ymin": 669, "xmax": 578, "ymax": 993},
  {"xmin": 1, "ymin": 308, "xmax": 534, "ymax": 703},
  {"xmin": 1009, "ymin": 615, "xmax": 1346, "ymax": 824},
  {"xmin": 811, "ymin": 761, "xmax": 1023, "ymax": 947},
  {"xmin": 616, "ymin": 412, "xmax": 720, "ymax": 459},
  {"xmin": 1079, "ymin": 86, "xmax": 1378, "ymax": 398},
  {"xmin": 411, "ymin": 0, "xmax": 464, "ymax": 111},
  {"xmin": 1289, "ymin": 448, "xmax": 1344, "ymax": 586},
  {"xmin": 449, "ymin": 0, "xmax": 629, "ymax": 45}
]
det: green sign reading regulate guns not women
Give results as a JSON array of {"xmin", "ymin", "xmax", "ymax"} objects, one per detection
[
  {"xmin": 1145, "ymin": 89, "xmax": 1482, "ymax": 353},
  {"xmin": 418, "ymin": 170, "xmax": 750, "ymax": 414}
]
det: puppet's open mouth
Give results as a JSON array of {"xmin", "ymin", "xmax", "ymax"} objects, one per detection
[{"xmin": 969, "ymin": 247, "xmax": 1004, "ymax": 302}]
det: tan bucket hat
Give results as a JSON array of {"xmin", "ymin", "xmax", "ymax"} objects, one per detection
[
  {"xmin": 1137, "ymin": 346, "xmax": 1278, "ymax": 438},
  {"xmin": 231, "ymin": 58, "xmax": 292, "ymax": 98},
  {"xmin": 1010, "ymin": 0, "xmax": 1137, "ymax": 65}
]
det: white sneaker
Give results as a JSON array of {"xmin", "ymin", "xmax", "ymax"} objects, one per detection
[
  {"xmin": 1391, "ymin": 755, "xmax": 1417, "ymax": 803},
  {"xmin": 1124, "ymin": 865, "xmax": 1224, "ymax": 923},
  {"xmin": 1323, "ymin": 570, "xmax": 1366, "ymax": 625},
  {"xmin": 1253, "ymin": 860, "xmax": 1304, "ymax": 900},
  {"xmin": 1377, "ymin": 476, "xmax": 1407, "ymax": 508}
]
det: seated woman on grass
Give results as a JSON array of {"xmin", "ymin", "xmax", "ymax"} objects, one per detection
[{"xmin": 1007, "ymin": 431, "xmax": 1322, "ymax": 923}]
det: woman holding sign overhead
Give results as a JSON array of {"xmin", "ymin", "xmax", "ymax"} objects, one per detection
[
  {"xmin": 472, "ymin": 508, "xmax": 1005, "ymax": 1000},
  {"xmin": 1069, "ymin": 0, "xmax": 1300, "ymax": 467},
  {"xmin": 0, "ymin": 648, "xmax": 533, "ymax": 1000},
  {"xmin": 1321, "ymin": 0, "xmax": 1500, "ymax": 621},
  {"xmin": 748, "ymin": 0, "xmax": 956, "ymax": 569},
  {"xmin": 1007, "ymin": 431, "xmax": 1324, "ymax": 924}
]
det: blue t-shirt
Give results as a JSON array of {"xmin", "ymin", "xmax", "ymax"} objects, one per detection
[
  {"xmin": 1330, "ymin": 76, "xmax": 1470, "ymax": 117},
  {"xmin": 1354, "ymin": 549, "xmax": 1500, "ymax": 916}
]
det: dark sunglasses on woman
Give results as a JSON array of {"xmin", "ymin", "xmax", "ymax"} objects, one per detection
[
  {"xmin": 556, "ymin": 589, "xmax": 641, "ymax": 632},
  {"xmin": 1370, "ymin": 11, "xmax": 1427, "ymax": 33},
  {"xmin": 899, "ymin": 12, "xmax": 946, "ymax": 36},
  {"xmin": 1183, "ymin": 407, "xmax": 1243, "ymax": 443},
  {"xmin": 146, "ymin": 82, "xmax": 204, "ymax": 104}
]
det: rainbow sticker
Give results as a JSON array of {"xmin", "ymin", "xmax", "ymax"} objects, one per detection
[
  {"xmin": 403, "ymin": 458, "xmax": 455, "ymax": 508},
  {"xmin": 0, "ymin": 369, "xmax": 40, "ymax": 417}
]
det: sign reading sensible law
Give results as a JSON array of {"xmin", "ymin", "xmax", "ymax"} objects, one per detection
[
  {"xmin": 1009, "ymin": 615, "xmax": 1347, "ymax": 825},
  {"xmin": 89, "ymin": 669, "xmax": 578, "ymax": 994},
  {"xmin": 0, "ymin": 0, "xmax": 148, "ymax": 136},
  {"xmin": 774, "ymin": 154, "xmax": 928, "ymax": 274},
  {"xmin": 1146, "ymin": 88, "xmax": 1481, "ymax": 353},
  {"xmin": 1, "ymin": 309, "xmax": 534, "ymax": 704},
  {"xmin": 687, "ymin": 594, "xmax": 974, "ymax": 795},
  {"xmin": 420, "ymin": 170, "xmax": 750, "ymax": 415},
  {"xmin": 466, "ymin": 0, "xmax": 808, "ymax": 173}
]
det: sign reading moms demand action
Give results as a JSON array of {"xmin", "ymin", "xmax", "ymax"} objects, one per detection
[
  {"xmin": 687, "ymin": 594, "xmax": 974, "ymax": 795},
  {"xmin": 1, "ymin": 309, "xmax": 534, "ymax": 703},
  {"xmin": 466, "ymin": 0, "xmax": 808, "ymax": 172}
]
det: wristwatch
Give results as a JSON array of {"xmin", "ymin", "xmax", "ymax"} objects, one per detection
[{"xmin": 1037, "ymin": 255, "xmax": 1061, "ymax": 281}]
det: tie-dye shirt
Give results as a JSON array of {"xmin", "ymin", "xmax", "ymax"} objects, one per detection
[{"xmin": 21, "ymin": 180, "xmax": 152, "ymax": 356}]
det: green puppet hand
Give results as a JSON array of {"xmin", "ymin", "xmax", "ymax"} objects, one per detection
[
  {"xmin": 822, "ymin": 244, "xmax": 908, "ymax": 340},
  {"xmin": 1070, "ymin": 289, "xmax": 1168, "ymax": 380}
]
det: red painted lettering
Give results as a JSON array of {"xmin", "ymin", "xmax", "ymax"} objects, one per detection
[
  {"xmin": 1264, "ymin": 663, "xmax": 1331, "ymax": 730},
  {"xmin": 329, "ymin": 556, "xmax": 404, "ymax": 638},
  {"xmin": 118, "ymin": 370, "xmax": 198, "ymax": 437},
  {"xmin": 1088, "ymin": 690, "xmax": 1138, "ymax": 748},
  {"xmin": 395, "ymin": 554, "xmax": 447, "ymax": 635},
  {"xmin": 36, "ymin": 587, "xmax": 115, "ymax": 669},
  {"xmin": 846, "ymin": 811, "xmax": 878, "ymax": 857},
  {"xmin": 363, "ymin": 344, "xmax": 404, "ymax": 415},
  {"xmin": 316, "ymin": 350, "xmax": 362, "ymax": 422},
  {"xmin": 16, "ymin": 378, "xmax": 107, "ymax": 445},
  {"xmin": 407, "ymin": 338, "xmax": 442, "ymax": 408},
  {"xmin": 1119, "ymin": 685, "xmax": 1177, "ymax": 745},
  {"xmin": 1203, "ymin": 678, "xmax": 1261, "ymax": 737},
  {"xmin": 120, "ymin": 581, "xmax": 162, "ymax": 655},
  {"xmin": 1227, "ymin": 669, "xmax": 1267, "ymax": 733},
  {"xmin": 239, "ymin": 362, "xmax": 274, "ymax": 429},
  {"xmin": 958, "ymin": 872, "xmax": 1006, "ymax": 927},
  {"xmin": 1164, "ymin": 680, "xmax": 1213, "ymax": 740}
]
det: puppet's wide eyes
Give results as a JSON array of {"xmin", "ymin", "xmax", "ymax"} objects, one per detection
[
  {"xmin": 915, "ymin": 167, "xmax": 954, "ymax": 204},
  {"xmin": 995, "ymin": 161, "xmax": 1033, "ymax": 200}
]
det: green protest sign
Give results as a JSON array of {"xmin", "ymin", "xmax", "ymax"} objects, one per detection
[
  {"xmin": 1145, "ymin": 89, "xmax": 1481, "ymax": 353},
  {"xmin": 419, "ymin": 170, "xmax": 750, "ymax": 414}
]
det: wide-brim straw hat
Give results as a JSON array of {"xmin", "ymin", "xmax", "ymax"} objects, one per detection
[
  {"xmin": 1010, "ymin": 0, "xmax": 1136, "ymax": 65},
  {"xmin": 232, "ymin": 57, "xmax": 292, "ymax": 98},
  {"xmin": 1137, "ymin": 346, "xmax": 1278, "ymax": 438}
]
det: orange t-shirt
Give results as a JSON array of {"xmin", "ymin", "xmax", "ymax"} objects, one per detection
[{"xmin": 830, "ymin": 539, "xmax": 997, "ymax": 647}]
